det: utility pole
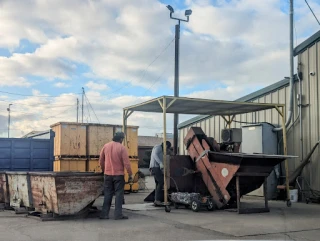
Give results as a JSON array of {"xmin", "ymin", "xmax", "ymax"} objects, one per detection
[
  {"xmin": 81, "ymin": 87, "xmax": 84, "ymax": 123},
  {"xmin": 77, "ymin": 98, "xmax": 79, "ymax": 123},
  {"xmin": 167, "ymin": 5, "xmax": 192, "ymax": 155},
  {"xmin": 7, "ymin": 104, "xmax": 12, "ymax": 138}
]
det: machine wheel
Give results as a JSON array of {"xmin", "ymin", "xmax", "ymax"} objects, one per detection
[
  {"xmin": 286, "ymin": 200, "xmax": 292, "ymax": 207},
  {"xmin": 165, "ymin": 205, "xmax": 171, "ymax": 213},
  {"xmin": 191, "ymin": 200, "xmax": 201, "ymax": 212},
  {"xmin": 207, "ymin": 200, "xmax": 215, "ymax": 211},
  {"xmin": 174, "ymin": 203, "xmax": 179, "ymax": 209}
]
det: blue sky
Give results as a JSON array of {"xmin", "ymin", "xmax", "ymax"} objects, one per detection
[{"xmin": 0, "ymin": 0, "xmax": 320, "ymax": 137}]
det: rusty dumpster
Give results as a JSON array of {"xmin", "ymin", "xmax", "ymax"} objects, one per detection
[
  {"xmin": 29, "ymin": 172, "xmax": 104, "ymax": 216},
  {"xmin": 0, "ymin": 172, "xmax": 9, "ymax": 208},
  {"xmin": 6, "ymin": 172, "xmax": 33, "ymax": 209},
  {"xmin": 184, "ymin": 127, "xmax": 289, "ymax": 213}
]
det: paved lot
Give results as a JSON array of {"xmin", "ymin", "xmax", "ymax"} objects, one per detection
[{"xmin": 1, "ymin": 190, "xmax": 320, "ymax": 241}]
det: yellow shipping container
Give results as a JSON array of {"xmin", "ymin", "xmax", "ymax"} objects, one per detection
[
  {"xmin": 50, "ymin": 122, "xmax": 87, "ymax": 157},
  {"xmin": 53, "ymin": 158, "xmax": 87, "ymax": 172},
  {"xmin": 114, "ymin": 126, "xmax": 138, "ymax": 158},
  {"xmin": 88, "ymin": 158, "xmax": 102, "ymax": 173},
  {"xmin": 87, "ymin": 125, "xmax": 114, "ymax": 156},
  {"xmin": 50, "ymin": 122, "xmax": 138, "ymax": 157},
  {"xmin": 125, "ymin": 159, "xmax": 139, "ymax": 192}
]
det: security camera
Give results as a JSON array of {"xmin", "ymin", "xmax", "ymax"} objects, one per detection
[{"xmin": 310, "ymin": 72, "xmax": 315, "ymax": 76}]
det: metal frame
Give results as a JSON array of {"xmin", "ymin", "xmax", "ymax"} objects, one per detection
[{"xmin": 122, "ymin": 96, "xmax": 290, "ymax": 209}]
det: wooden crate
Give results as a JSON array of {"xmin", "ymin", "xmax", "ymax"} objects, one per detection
[
  {"xmin": 87, "ymin": 125, "xmax": 114, "ymax": 156},
  {"xmin": 50, "ymin": 122, "xmax": 138, "ymax": 158},
  {"xmin": 54, "ymin": 158, "xmax": 87, "ymax": 172},
  {"xmin": 114, "ymin": 126, "xmax": 139, "ymax": 157},
  {"xmin": 51, "ymin": 122, "xmax": 87, "ymax": 157}
]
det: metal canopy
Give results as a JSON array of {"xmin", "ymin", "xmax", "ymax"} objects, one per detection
[
  {"xmin": 122, "ymin": 95, "xmax": 290, "ymax": 210},
  {"xmin": 123, "ymin": 96, "xmax": 284, "ymax": 116}
]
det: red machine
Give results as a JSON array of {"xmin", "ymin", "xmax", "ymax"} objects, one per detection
[{"xmin": 178, "ymin": 127, "xmax": 288, "ymax": 213}]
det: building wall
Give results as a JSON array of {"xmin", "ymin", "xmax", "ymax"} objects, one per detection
[{"xmin": 179, "ymin": 41, "xmax": 320, "ymax": 190}]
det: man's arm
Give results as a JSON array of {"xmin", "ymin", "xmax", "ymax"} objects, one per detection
[
  {"xmin": 99, "ymin": 146, "xmax": 105, "ymax": 173},
  {"xmin": 122, "ymin": 147, "xmax": 132, "ymax": 176}
]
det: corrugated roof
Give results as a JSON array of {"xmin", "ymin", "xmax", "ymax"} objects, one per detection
[
  {"xmin": 178, "ymin": 78, "xmax": 292, "ymax": 129},
  {"xmin": 124, "ymin": 96, "xmax": 282, "ymax": 116},
  {"xmin": 294, "ymin": 30, "xmax": 320, "ymax": 56},
  {"xmin": 138, "ymin": 136, "xmax": 173, "ymax": 147}
]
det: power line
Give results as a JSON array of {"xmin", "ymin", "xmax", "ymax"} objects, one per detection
[
  {"xmin": 40, "ymin": 106, "xmax": 76, "ymax": 120},
  {"xmin": 0, "ymin": 90, "xmax": 81, "ymax": 98},
  {"xmin": 304, "ymin": 0, "xmax": 320, "ymax": 25},
  {"xmin": 0, "ymin": 100, "xmax": 76, "ymax": 108},
  {"xmin": 84, "ymin": 97, "xmax": 92, "ymax": 123},
  {"xmin": 141, "ymin": 56, "xmax": 174, "ymax": 96},
  {"xmin": 138, "ymin": 37, "xmax": 175, "ymax": 84},
  {"xmin": 85, "ymin": 94, "xmax": 100, "ymax": 123},
  {"xmin": 103, "ymin": 37, "xmax": 175, "ymax": 97}
]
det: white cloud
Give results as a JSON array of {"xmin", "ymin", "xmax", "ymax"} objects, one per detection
[
  {"xmin": 1, "ymin": 0, "xmax": 319, "ymax": 89},
  {"xmin": 186, "ymin": 85, "xmax": 258, "ymax": 101},
  {"xmin": 1, "ymin": 0, "xmax": 320, "ymax": 137},
  {"xmin": 55, "ymin": 82, "xmax": 70, "ymax": 88},
  {"xmin": 0, "ymin": 92, "xmax": 169, "ymax": 137},
  {"xmin": 85, "ymin": 81, "xmax": 109, "ymax": 91}
]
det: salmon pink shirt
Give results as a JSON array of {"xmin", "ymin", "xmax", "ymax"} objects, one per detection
[{"xmin": 99, "ymin": 141, "xmax": 132, "ymax": 176}]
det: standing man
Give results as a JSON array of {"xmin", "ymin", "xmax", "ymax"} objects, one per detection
[
  {"xmin": 149, "ymin": 141, "xmax": 172, "ymax": 206},
  {"xmin": 99, "ymin": 132, "xmax": 133, "ymax": 220}
]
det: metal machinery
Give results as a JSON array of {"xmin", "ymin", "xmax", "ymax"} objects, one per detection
[
  {"xmin": 179, "ymin": 127, "xmax": 288, "ymax": 213},
  {"xmin": 123, "ymin": 96, "xmax": 293, "ymax": 212},
  {"xmin": 241, "ymin": 123, "xmax": 279, "ymax": 199}
]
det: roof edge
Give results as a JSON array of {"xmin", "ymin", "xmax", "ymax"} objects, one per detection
[
  {"xmin": 178, "ymin": 77, "xmax": 297, "ymax": 129},
  {"xmin": 294, "ymin": 30, "xmax": 320, "ymax": 56}
]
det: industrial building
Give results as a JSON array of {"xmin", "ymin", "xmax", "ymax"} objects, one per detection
[{"xmin": 178, "ymin": 30, "xmax": 320, "ymax": 191}]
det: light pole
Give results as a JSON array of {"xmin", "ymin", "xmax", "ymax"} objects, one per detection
[
  {"xmin": 166, "ymin": 5, "xmax": 192, "ymax": 155},
  {"xmin": 7, "ymin": 104, "xmax": 12, "ymax": 138}
]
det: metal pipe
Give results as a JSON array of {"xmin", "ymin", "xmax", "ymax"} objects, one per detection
[
  {"xmin": 274, "ymin": 0, "xmax": 294, "ymax": 132},
  {"xmin": 297, "ymin": 65, "xmax": 304, "ymax": 161},
  {"xmin": 7, "ymin": 104, "xmax": 12, "ymax": 138},
  {"xmin": 173, "ymin": 22, "xmax": 180, "ymax": 155},
  {"xmin": 163, "ymin": 97, "xmax": 168, "ymax": 205},
  {"xmin": 81, "ymin": 87, "xmax": 84, "ymax": 123},
  {"xmin": 280, "ymin": 107, "xmax": 290, "ymax": 204}
]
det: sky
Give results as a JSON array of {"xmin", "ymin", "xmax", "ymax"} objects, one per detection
[{"xmin": 0, "ymin": 0, "xmax": 320, "ymax": 138}]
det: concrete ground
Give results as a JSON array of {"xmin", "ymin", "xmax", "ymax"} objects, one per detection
[{"xmin": 0, "ymin": 177, "xmax": 319, "ymax": 241}]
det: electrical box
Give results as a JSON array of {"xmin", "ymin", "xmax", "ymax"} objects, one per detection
[
  {"xmin": 241, "ymin": 123, "xmax": 277, "ymax": 154},
  {"xmin": 241, "ymin": 123, "xmax": 278, "ymax": 199},
  {"xmin": 221, "ymin": 128, "xmax": 242, "ymax": 143}
]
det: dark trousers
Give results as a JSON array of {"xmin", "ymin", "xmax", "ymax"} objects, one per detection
[
  {"xmin": 101, "ymin": 175, "xmax": 125, "ymax": 218},
  {"xmin": 152, "ymin": 167, "xmax": 164, "ymax": 202}
]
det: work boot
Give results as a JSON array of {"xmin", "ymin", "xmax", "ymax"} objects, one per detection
[
  {"xmin": 99, "ymin": 215, "xmax": 109, "ymax": 220},
  {"xmin": 114, "ymin": 215, "xmax": 128, "ymax": 220},
  {"xmin": 153, "ymin": 200, "xmax": 162, "ymax": 206}
]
